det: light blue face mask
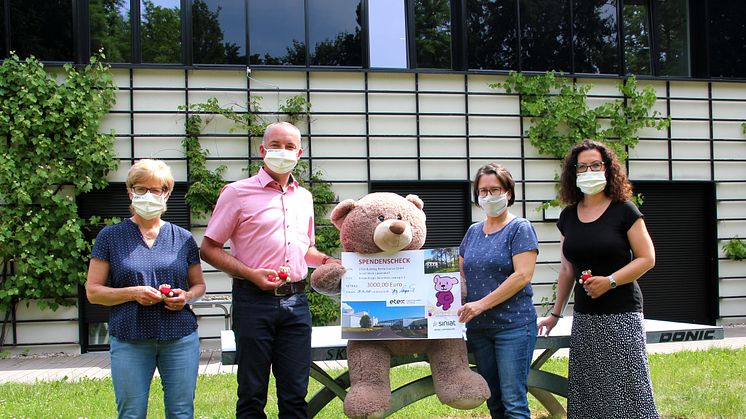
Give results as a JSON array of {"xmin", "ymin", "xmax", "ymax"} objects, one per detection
[{"xmin": 478, "ymin": 193, "xmax": 508, "ymax": 217}]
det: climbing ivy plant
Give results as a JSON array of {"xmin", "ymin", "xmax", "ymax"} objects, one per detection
[
  {"xmin": 182, "ymin": 96, "xmax": 340, "ymax": 325},
  {"xmin": 0, "ymin": 54, "xmax": 118, "ymax": 314},
  {"xmin": 495, "ymin": 72, "xmax": 669, "ymax": 208}
]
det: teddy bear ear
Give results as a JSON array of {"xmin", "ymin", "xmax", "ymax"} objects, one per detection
[
  {"xmin": 405, "ymin": 194, "xmax": 424, "ymax": 210},
  {"xmin": 330, "ymin": 199, "xmax": 357, "ymax": 229}
]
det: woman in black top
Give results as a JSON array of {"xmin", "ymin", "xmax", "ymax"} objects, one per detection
[{"xmin": 538, "ymin": 140, "xmax": 658, "ymax": 418}]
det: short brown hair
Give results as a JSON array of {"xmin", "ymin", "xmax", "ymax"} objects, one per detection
[
  {"xmin": 558, "ymin": 140, "xmax": 632, "ymax": 206},
  {"xmin": 472, "ymin": 163, "xmax": 516, "ymax": 206}
]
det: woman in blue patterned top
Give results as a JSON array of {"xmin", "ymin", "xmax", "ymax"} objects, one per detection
[
  {"xmin": 457, "ymin": 163, "xmax": 539, "ymax": 419},
  {"xmin": 85, "ymin": 159, "xmax": 206, "ymax": 419}
]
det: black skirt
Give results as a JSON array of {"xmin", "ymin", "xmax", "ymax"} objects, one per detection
[{"xmin": 568, "ymin": 312, "xmax": 659, "ymax": 419}]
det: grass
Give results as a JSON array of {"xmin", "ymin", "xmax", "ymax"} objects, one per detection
[{"xmin": 0, "ymin": 348, "xmax": 744, "ymax": 418}]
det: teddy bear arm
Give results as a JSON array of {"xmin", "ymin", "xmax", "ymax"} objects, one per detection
[{"xmin": 309, "ymin": 263, "xmax": 346, "ymax": 296}]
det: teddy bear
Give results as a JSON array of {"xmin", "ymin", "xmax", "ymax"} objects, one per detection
[
  {"xmin": 433, "ymin": 274, "xmax": 459, "ymax": 311},
  {"xmin": 311, "ymin": 192, "xmax": 490, "ymax": 418}
]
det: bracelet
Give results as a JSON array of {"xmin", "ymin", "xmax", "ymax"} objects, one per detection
[
  {"xmin": 321, "ymin": 256, "xmax": 331, "ymax": 265},
  {"xmin": 550, "ymin": 312, "xmax": 563, "ymax": 319}
]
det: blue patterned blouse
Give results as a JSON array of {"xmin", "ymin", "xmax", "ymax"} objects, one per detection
[
  {"xmin": 91, "ymin": 219, "xmax": 200, "ymax": 341},
  {"xmin": 459, "ymin": 217, "xmax": 539, "ymax": 330}
]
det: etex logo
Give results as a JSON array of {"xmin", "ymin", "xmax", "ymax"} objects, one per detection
[{"xmin": 656, "ymin": 330, "xmax": 717, "ymax": 343}]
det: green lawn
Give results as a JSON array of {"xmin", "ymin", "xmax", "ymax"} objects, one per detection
[{"xmin": 0, "ymin": 347, "xmax": 744, "ymax": 418}]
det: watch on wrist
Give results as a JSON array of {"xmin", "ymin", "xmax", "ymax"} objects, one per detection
[{"xmin": 608, "ymin": 274, "xmax": 617, "ymax": 289}]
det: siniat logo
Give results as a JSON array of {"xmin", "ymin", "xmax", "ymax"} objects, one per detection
[{"xmin": 657, "ymin": 329, "xmax": 716, "ymax": 343}]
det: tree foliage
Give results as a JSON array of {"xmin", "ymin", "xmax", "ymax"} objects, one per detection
[{"xmin": 0, "ymin": 54, "xmax": 117, "ymax": 313}]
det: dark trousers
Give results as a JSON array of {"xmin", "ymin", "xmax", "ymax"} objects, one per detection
[{"xmin": 232, "ymin": 282, "xmax": 312, "ymax": 419}]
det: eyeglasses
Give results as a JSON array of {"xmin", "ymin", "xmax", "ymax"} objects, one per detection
[
  {"xmin": 132, "ymin": 186, "xmax": 167, "ymax": 196},
  {"xmin": 575, "ymin": 161, "xmax": 605, "ymax": 173},
  {"xmin": 478, "ymin": 187, "xmax": 504, "ymax": 197}
]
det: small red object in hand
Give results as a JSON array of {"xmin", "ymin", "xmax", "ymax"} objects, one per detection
[
  {"xmin": 159, "ymin": 284, "xmax": 174, "ymax": 297},
  {"xmin": 579, "ymin": 270, "xmax": 592, "ymax": 284},
  {"xmin": 277, "ymin": 266, "xmax": 291, "ymax": 281}
]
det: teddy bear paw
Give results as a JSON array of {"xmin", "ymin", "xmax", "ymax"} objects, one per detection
[
  {"xmin": 343, "ymin": 382, "xmax": 390, "ymax": 419},
  {"xmin": 436, "ymin": 369, "xmax": 490, "ymax": 410}
]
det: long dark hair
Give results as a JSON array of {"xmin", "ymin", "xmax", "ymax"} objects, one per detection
[{"xmin": 558, "ymin": 140, "xmax": 632, "ymax": 206}]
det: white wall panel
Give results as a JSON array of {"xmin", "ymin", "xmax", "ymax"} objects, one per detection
[
  {"xmin": 717, "ymin": 201, "xmax": 746, "ymax": 219},
  {"xmin": 719, "ymin": 279, "xmax": 746, "ymax": 297},
  {"xmin": 198, "ymin": 136, "xmax": 250, "ymax": 158},
  {"xmin": 114, "ymin": 137, "xmax": 133, "ymax": 159},
  {"xmin": 311, "ymin": 115, "xmax": 366, "ymax": 135},
  {"xmin": 108, "ymin": 162, "xmax": 133, "ymax": 182},
  {"xmin": 419, "ymin": 116, "xmax": 466, "ymax": 136},
  {"xmin": 628, "ymin": 161, "xmax": 669, "ymax": 180},
  {"xmin": 188, "ymin": 91, "xmax": 252, "ymax": 114},
  {"xmin": 714, "ymin": 141, "xmax": 746, "ymax": 160},
  {"xmin": 16, "ymin": 321, "xmax": 78, "ymax": 344},
  {"xmin": 716, "ymin": 182, "xmax": 746, "ymax": 199},
  {"xmin": 110, "ymin": 69, "xmax": 131, "ymax": 87},
  {"xmin": 468, "ymin": 75, "xmax": 505, "ymax": 93},
  {"xmin": 537, "ymin": 242, "xmax": 561, "ymax": 262},
  {"xmin": 712, "ymin": 121, "xmax": 745, "ymax": 140},
  {"xmin": 315, "ymin": 159, "xmax": 368, "ymax": 181},
  {"xmin": 101, "ymin": 113, "xmax": 132, "ymax": 134},
  {"xmin": 251, "ymin": 71, "xmax": 306, "ymax": 90},
  {"xmin": 368, "ymin": 93, "xmax": 416, "ymax": 113},
  {"xmin": 719, "ymin": 298, "xmax": 746, "ymax": 316},
  {"xmin": 111, "ymin": 90, "xmax": 131, "ymax": 111},
  {"xmin": 468, "ymin": 94, "xmax": 519, "ymax": 115},
  {"xmin": 584, "ymin": 79, "xmax": 620, "ymax": 96},
  {"xmin": 469, "ymin": 137, "xmax": 523, "ymax": 158},
  {"xmin": 630, "ymin": 139, "xmax": 669, "ymax": 159},
  {"xmin": 524, "ymin": 160, "xmax": 561, "ymax": 181},
  {"xmin": 310, "ymin": 136, "xmax": 367, "ymax": 157},
  {"xmin": 468, "ymin": 116, "xmax": 521, "ymax": 136},
  {"xmin": 672, "ymin": 161, "xmax": 712, "ymax": 180},
  {"xmin": 368, "ymin": 115, "xmax": 417, "ymax": 135},
  {"xmin": 670, "ymin": 120, "xmax": 710, "ymax": 139},
  {"xmin": 370, "ymin": 159, "xmax": 419, "ymax": 180},
  {"xmin": 310, "ymin": 72, "xmax": 364, "ymax": 90},
  {"xmin": 133, "ymin": 136, "xmax": 186, "ymax": 159},
  {"xmin": 133, "ymin": 69, "xmax": 185, "ymax": 88},
  {"xmin": 369, "ymin": 137, "xmax": 418, "ymax": 157},
  {"xmin": 133, "ymin": 114, "xmax": 185, "ymax": 135},
  {"xmin": 718, "ymin": 220, "xmax": 746, "ymax": 238},
  {"xmin": 714, "ymin": 162, "xmax": 746, "ymax": 180},
  {"xmin": 670, "ymin": 99, "xmax": 709, "ymax": 119},
  {"xmin": 211, "ymin": 161, "xmax": 251, "ymax": 181},
  {"xmin": 15, "ymin": 302, "xmax": 78, "ymax": 321},
  {"xmin": 671, "ymin": 140, "xmax": 711, "ymax": 159},
  {"xmin": 309, "ymin": 91, "xmax": 365, "ymax": 113},
  {"xmin": 133, "ymin": 91, "xmax": 183, "ymax": 111},
  {"xmin": 712, "ymin": 101, "xmax": 746, "ymax": 119},
  {"xmin": 669, "ymin": 81, "xmax": 708, "ymax": 98},
  {"xmin": 332, "ymin": 183, "xmax": 370, "ymax": 201},
  {"xmin": 637, "ymin": 124, "xmax": 670, "ymax": 139},
  {"xmin": 368, "ymin": 73, "xmax": 415, "ymax": 91},
  {"xmin": 188, "ymin": 69, "xmax": 245, "ymax": 88},
  {"xmin": 718, "ymin": 260, "xmax": 746, "ymax": 278},
  {"xmin": 533, "ymin": 222, "xmax": 560, "ymax": 241},
  {"xmin": 419, "ymin": 93, "xmax": 465, "ymax": 114},
  {"xmin": 418, "ymin": 74, "xmax": 464, "ymax": 92},
  {"xmin": 421, "ymin": 137, "xmax": 466, "ymax": 157},
  {"xmin": 420, "ymin": 159, "xmax": 468, "ymax": 180},
  {"xmin": 523, "ymin": 182, "xmax": 560, "ymax": 201},
  {"xmin": 711, "ymin": 82, "xmax": 746, "ymax": 99}
]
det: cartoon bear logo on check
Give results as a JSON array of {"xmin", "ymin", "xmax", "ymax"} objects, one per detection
[{"xmin": 433, "ymin": 274, "xmax": 458, "ymax": 311}]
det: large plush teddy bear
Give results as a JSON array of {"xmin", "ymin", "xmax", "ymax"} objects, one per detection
[{"xmin": 311, "ymin": 192, "xmax": 490, "ymax": 418}]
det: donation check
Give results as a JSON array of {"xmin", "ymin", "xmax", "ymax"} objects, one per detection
[{"xmin": 340, "ymin": 247, "xmax": 464, "ymax": 340}]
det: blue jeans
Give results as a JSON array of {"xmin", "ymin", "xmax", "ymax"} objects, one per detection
[
  {"xmin": 110, "ymin": 331, "xmax": 200, "ymax": 419},
  {"xmin": 232, "ymin": 281, "xmax": 312, "ymax": 418},
  {"xmin": 467, "ymin": 322, "xmax": 538, "ymax": 419}
]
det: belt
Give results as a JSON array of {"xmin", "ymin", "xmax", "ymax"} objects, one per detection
[{"xmin": 233, "ymin": 278, "xmax": 305, "ymax": 297}]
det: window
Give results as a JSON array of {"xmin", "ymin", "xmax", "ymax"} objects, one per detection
[
  {"xmin": 308, "ymin": 0, "xmax": 362, "ymax": 66},
  {"xmin": 249, "ymin": 0, "xmax": 304, "ymax": 65},
  {"xmin": 141, "ymin": 0, "xmax": 182, "ymax": 63},
  {"xmin": 9, "ymin": 0, "xmax": 74, "ymax": 61},
  {"xmin": 466, "ymin": 0, "xmax": 518, "ymax": 70},
  {"xmin": 573, "ymin": 0, "xmax": 618, "ymax": 74},
  {"xmin": 707, "ymin": 0, "xmax": 746, "ymax": 78},
  {"xmin": 192, "ymin": 0, "xmax": 246, "ymax": 64},
  {"xmin": 653, "ymin": 0, "xmax": 689, "ymax": 76},
  {"xmin": 623, "ymin": 0, "xmax": 652, "ymax": 75},
  {"xmin": 519, "ymin": 0, "xmax": 571, "ymax": 72},
  {"xmin": 415, "ymin": 0, "xmax": 452, "ymax": 69},
  {"xmin": 90, "ymin": 0, "xmax": 132, "ymax": 63},
  {"xmin": 369, "ymin": 0, "xmax": 408, "ymax": 68}
]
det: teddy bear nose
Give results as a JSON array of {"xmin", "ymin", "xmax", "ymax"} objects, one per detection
[{"xmin": 389, "ymin": 220, "xmax": 406, "ymax": 235}]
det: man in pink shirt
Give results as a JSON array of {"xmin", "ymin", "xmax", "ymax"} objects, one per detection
[{"xmin": 201, "ymin": 122, "xmax": 339, "ymax": 418}]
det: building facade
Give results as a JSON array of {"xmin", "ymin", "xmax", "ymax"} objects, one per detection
[{"xmin": 1, "ymin": 0, "xmax": 744, "ymax": 353}]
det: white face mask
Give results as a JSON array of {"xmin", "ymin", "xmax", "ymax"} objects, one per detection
[
  {"xmin": 576, "ymin": 171, "xmax": 607, "ymax": 195},
  {"xmin": 132, "ymin": 192, "xmax": 167, "ymax": 220},
  {"xmin": 263, "ymin": 148, "xmax": 299, "ymax": 174},
  {"xmin": 478, "ymin": 193, "xmax": 509, "ymax": 217}
]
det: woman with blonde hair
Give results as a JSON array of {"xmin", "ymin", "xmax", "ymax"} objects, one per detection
[{"xmin": 86, "ymin": 159, "xmax": 205, "ymax": 418}]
